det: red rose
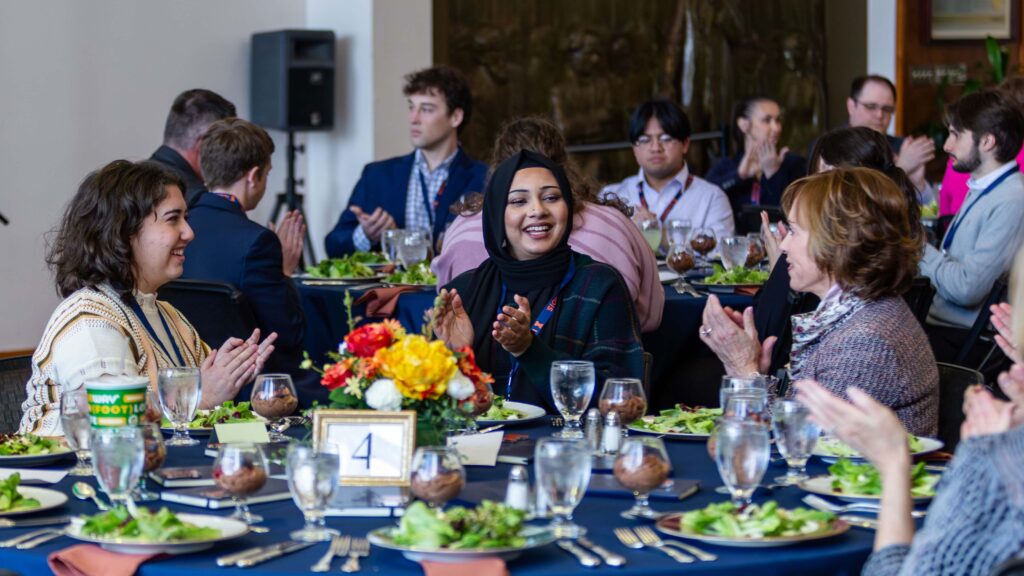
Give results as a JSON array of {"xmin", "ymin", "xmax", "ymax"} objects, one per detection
[
  {"xmin": 344, "ymin": 324, "xmax": 396, "ymax": 358},
  {"xmin": 321, "ymin": 358, "xmax": 355, "ymax": 390}
]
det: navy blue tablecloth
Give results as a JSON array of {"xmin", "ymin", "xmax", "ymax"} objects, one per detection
[{"xmin": 0, "ymin": 421, "xmax": 874, "ymax": 575}]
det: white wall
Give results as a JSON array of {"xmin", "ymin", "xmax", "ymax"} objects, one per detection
[
  {"xmin": 867, "ymin": 0, "xmax": 898, "ymax": 133},
  {"xmin": 0, "ymin": 0, "xmax": 305, "ymax": 351}
]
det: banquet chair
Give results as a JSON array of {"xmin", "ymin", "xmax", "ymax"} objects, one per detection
[
  {"xmin": 0, "ymin": 355, "xmax": 31, "ymax": 434},
  {"xmin": 954, "ymin": 274, "xmax": 1009, "ymax": 368},
  {"xmin": 936, "ymin": 362, "xmax": 985, "ymax": 450},
  {"xmin": 902, "ymin": 277, "xmax": 935, "ymax": 328},
  {"xmin": 158, "ymin": 279, "xmax": 258, "ymax": 351},
  {"xmin": 642, "ymin": 351, "xmax": 653, "ymax": 400}
]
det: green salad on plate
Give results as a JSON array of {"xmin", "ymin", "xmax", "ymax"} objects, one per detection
[
  {"xmin": 0, "ymin": 434, "xmax": 61, "ymax": 456},
  {"xmin": 0, "ymin": 474, "xmax": 40, "ymax": 512},
  {"xmin": 681, "ymin": 501, "xmax": 836, "ymax": 538},
  {"xmin": 161, "ymin": 401, "xmax": 257, "ymax": 429},
  {"xmin": 81, "ymin": 506, "xmax": 221, "ymax": 541},
  {"xmin": 828, "ymin": 458, "xmax": 939, "ymax": 498},
  {"xmin": 818, "ymin": 434, "xmax": 924, "ymax": 457},
  {"xmin": 385, "ymin": 262, "xmax": 437, "ymax": 285},
  {"xmin": 702, "ymin": 265, "xmax": 769, "ymax": 285},
  {"xmin": 306, "ymin": 254, "xmax": 384, "ymax": 279},
  {"xmin": 481, "ymin": 398, "xmax": 525, "ymax": 421},
  {"xmin": 630, "ymin": 405, "xmax": 721, "ymax": 435},
  {"xmin": 392, "ymin": 501, "xmax": 526, "ymax": 549}
]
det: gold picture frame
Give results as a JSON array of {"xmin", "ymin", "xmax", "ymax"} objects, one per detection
[{"xmin": 312, "ymin": 409, "xmax": 417, "ymax": 486}]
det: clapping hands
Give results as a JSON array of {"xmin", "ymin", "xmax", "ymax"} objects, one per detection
[{"xmin": 199, "ymin": 328, "xmax": 277, "ymax": 409}]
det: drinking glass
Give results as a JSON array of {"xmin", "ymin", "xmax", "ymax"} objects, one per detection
[
  {"xmin": 535, "ymin": 438, "xmax": 592, "ymax": 538},
  {"xmin": 689, "ymin": 227, "xmax": 718, "ymax": 266},
  {"xmin": 382, "ymin": 229, "xmax": 406, "ymax": 263},
  {"xmin": 665, "ymin": 242, "xmax": 696, "ymax": 293},
  {"xmin": 598, "ymin": 378, "xmax": 647, "ymax": 434},
  {"xmin": 666, "ymin": 219, "xmax": 692, "ymax": 249},
  {"xmin": 721, "ymin": 236, "xmax": 752, "ymax": 270},
  {"xmin": 287, "ymin": 444, "xmax": 340, "ymax": 541},
  {"xmin": 135, "ymin": 422, "xmax": 166, "ymax": 501},
  {"xmin": 746, "ymin": 233, "xmax": 767, "ymax": 268},
  {"xmin": 771, "ymin": 399, "xmax": 820, "ymax": 485},
  {"xmin": 614, "ymin": 437, "xmax": 671, "ymax": 520},
  {"xmin": 410, "ymin": 446, "xmax": 465, "ymax": 507},
  {"xmin": 251, "ymin": 374, "xmax": 299, "ymax": 442},
  {"xmin": 60, "ymin": 388, "xmax": 93, "ymax": 476},
  {"xmin": 722, "ymin": 391, "xmax": 770, "ymax": 425},
  {"xmin": 714, "ymin": 418, "xmax": 770, "ymax": 505},
  {"xmin": 639, "ymin": 216, "xmax": 663, "ymax": 255},
  {"xmin": 213, "ymin": 443, "xmax": 269, "ymax": 524},
  {"xmin": 91, "ymin": 426, "xmax": 144, "ymax": 506},
  {"xmin": 550, "ymin": 361, "xmax": 596, "ymax": 439},
  {"xmin": 157, "ymin": 367, "xmax": 201, "ymax": 446},
  {"xmin": 719, "ymin": 375, "xmax": 768, "ymax": 411},
  {"xmin": 398, "ymin": 229, "xmax": 430, "ymax": 269}
]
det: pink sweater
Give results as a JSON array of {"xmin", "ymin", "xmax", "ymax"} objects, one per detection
[
  {"xmin": 939, "ymin": 147, "xmax": 1024, "ymax": 216},
  {"xmin": 432, "ymin": 203, "xmax": 665, "ymax": 332}
]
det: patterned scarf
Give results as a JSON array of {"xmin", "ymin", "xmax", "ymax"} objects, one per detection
[{"xmin": 789, "ymin": 284, "xmax": 868, "ymax": 378}]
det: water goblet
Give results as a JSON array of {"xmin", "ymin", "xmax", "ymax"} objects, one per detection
[
  {"xmin": 666, "ymin": 242, "xmax": 696, "ymax": 293},
  {"xmin": 598, "ymin": 378, "xmax": 647, "ymax": 434},
  {"xmin": 550, "ymin": 360, "xmax": 596, "ymax": 439},
  {"xmin": 91, "ymin": 426, "xmax": 144, "ymax": 506},
  {"xmin": 714, "ymin": 418, "xmax": 770, "ymax": 505},
  {"xmin": 251, "ymin": 374, "xmax": 299, "ymax": 443},
  {"xmin": 382, "ymin": 229, "xmax": 406, "ymax": 263},
  {"xmin": 213, "ymin": 443, "xmax": 269, "ymax": 524},
  {"xmin": 689, "ymin": 227, "xmax": 718, "ymax": 266},
  {"xmin": 771, "ymin": 399, "xmax": 820, "ymax": 485},
  {"xmin": 410, "ymin": 446, "xmax": 465, "ymax": 507},
  {"xmin": 535, "ymin": 438, "xmax": 592, "ymax": 538},
  {"xmin": 720, "ymin": 236, "xmax": 752, "ymax": 271},
  {"xmin": 639, "ymin": 217, "xmax": 663, "ymax": 255},
  {"xmin": 157, "ymin": 367, "xmax": 201, "ymax": 446},
  {"xmin": 666, "ymin": 219, "xmax": 692, "ymax": 250},
  {"xmin": 398, "ymin": 229, "xmax": 430, "ymax": 269},
  {"xmin": 135, "ymin": 422, "xmax": 166, "ymax": 501},
  {"xmin": 719, "ymin": 375, "xmax": 768, "ymax": 412},
  {"xmin": 287, "ymin": 444, "xmax": 340, "ymax": 541},
  {"xmin": 60, "ymin": 388, "xmax": 93, "ymax": 476},
  {"xmin": 745, "ymin": 233, "xmax": 767, "ymax": 268},
  {"xmin": 722, "ymin": 391, "xmax": 770, "ymax": 425},
  {"xmin": 614, "ymin": 437, "xmax": 672, "ymax": 520}
]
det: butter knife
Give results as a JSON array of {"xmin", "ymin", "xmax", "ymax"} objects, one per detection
[
  {"xmin": 0, "ymin": 515, "xmax": 70, "ymax": 529},
  {"xmin": 556, "ymin": 540, "xmax": 601, "ymax": 568},
  {"xmin": 237, "ymin": 541, "xmax": 315, "ymax": 567},
  {"xmin": 217, "ymin": 544, "xmax": 280, "ymax": 567},
  {"xmin": 840, "ymin": 515, "xmax": 879, "ymax": 530},
  {"xmin": 577, "ymin": 537, "xmax": 625, "ymax": 567}
]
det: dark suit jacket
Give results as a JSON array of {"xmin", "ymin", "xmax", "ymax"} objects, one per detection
[
  {"xmin": 150, "ymin": 145, "xmax": 207, "ymax": 207},
  {"xmin": 705, "ymin": 153, "xmax": 807, "ymax": 211},
  {"xmin": 182, "ymin": 193, "xmax": 305, "ymax": 377},
  {"xmin": 324, "ymin": 148, "xmax": 488, "ymax": 257}
]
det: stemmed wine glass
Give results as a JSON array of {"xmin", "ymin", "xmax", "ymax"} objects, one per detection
[
  {"xmin": 382, "ymin": 229, "xmax": 406, "ymax": 263},
  {"xmin": 598, "ymin": 378, "xmax": 647, "ymax": 434},
  {"xmin": 135, "ymin": 422, "xmax": 166, "ymax": 502},
  {"xmin": 398, "ymin": 229, "xmax": 430, "ymax": 270},
  {"xmin": 213, "ymin": 443, "xmax": 269, "ymax": 524},
  {"xmin": 157, "ymin": 367, "xmax": 201, "ymax": 447},
  {"xmin": 689, "ymin": 227, "xmax": 718, "ymax": 267},
  {"xmin": 639, "ymin": 216, "xmax": 663, "ymax": 256},
  {"xmin": 91, "ymin": 426, "xmax": 145, "ymax": 507},
  {"xmin": 410, "ymin": 446, "xmax": 465, "ymax": 508},
  {"xmin": 287, "ymin": 444, "xmax": 340, "ymax": 541},
  {"xmin": 535, "ymin": 438, "xmax": 592, "ymax": 538},
  {"xmin": 721, "ymin": 236, "xmax": 752, "ymax": 271},
  {"xmin": 719, "ymin": 375, "xmax": 768, "ymax": 412},
  {"xmin": 251, "ymin": 374, "xmax": 299, "ymax": 443},
  {"xmin": 714, "ymin": 418, "xmax": 770, "ymax": 505},
  {"xmin": 60, "ymin": 388, "xmax": 93, "ymax": 476},
  {"xmin": 771, "ymin": 399, "xmax": 820, "ymax": 485},
  {"xmin": 550, "ymin": 361, "xmax": 596, "ymax": 439},
  {"xmin": 666, "ymin": 219, "xmax": 692, "ymax": 250},
  {"xmin": 666, "ymin": 242, "xmax": 696, "ymax": 294},
  {"xmin": 614, "ymin": 437, "xmax": 671, "ymax": 520}
]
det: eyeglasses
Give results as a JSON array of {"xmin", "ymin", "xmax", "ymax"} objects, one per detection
[
  {"xmin": 633, "ymin": 134, "xmax": 678, "ymax": 148},
  {"xmin": 855, "ymin": 100, "xmax": 895, "ymax": 116}
]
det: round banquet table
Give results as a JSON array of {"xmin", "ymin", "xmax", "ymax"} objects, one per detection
[{"xmin": 0, "ymin": 419, "xmax": 879, "ymax": 575}]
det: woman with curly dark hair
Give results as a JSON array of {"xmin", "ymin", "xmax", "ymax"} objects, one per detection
[
  {"xmin": 699, "ymin": 168, "xmax": 938, "ymax": 435},
  {"xmin": 21, "ymin": 160, "xmax": 276, "ymax": 435}
]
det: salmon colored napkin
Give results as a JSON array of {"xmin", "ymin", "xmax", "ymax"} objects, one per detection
[
  {"xmin": 421, "ymin": 558, "xmax": 509, "ymax": 576},
  {"xmin": 49, "ymin": 544, "xmax": 160, "ymax": 576},
  {"xmin": 354, "ymin": 286, "xmax": 421, "ymax": 317},
  {"xmin": 736, "ymin": 286, "xmax": 761, "ymax": 296}
]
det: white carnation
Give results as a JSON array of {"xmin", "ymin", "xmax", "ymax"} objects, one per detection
[
  {"xmin": 365, "ymin": 379, "xmax": 403, "ymax": 411},
  {"xmin": 446, "ymin": 371, "xmax": 475, "ymax": 401}
]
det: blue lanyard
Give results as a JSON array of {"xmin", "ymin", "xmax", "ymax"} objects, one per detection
[
  {"xmin": 499, "ymin": 258, "xmax": 577, "ymax": 399},
  {"xmin": 418, "ymin": 169, "xmax": 447, "ymax": 228},
  {"xmin": 942, "ymin": 165, "xmax": 1019, "ymax": 251},
  {"xmin": 128, "ymin": 298, "xmax": 186, "ymax": 366}
]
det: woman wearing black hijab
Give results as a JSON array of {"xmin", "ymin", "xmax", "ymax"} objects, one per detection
[{"xmin": 434, "ymin": 150, "xmax": 644, "ymax": 411}]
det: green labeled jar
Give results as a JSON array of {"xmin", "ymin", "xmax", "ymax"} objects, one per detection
[{"xmin": 84, "ymin": 375, "xmax": 149, "ymax": 427}]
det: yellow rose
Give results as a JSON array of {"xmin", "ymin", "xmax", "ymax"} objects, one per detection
[{"xmin": 373, "ymin": 335, "xmax": 457, "ymax": 400}]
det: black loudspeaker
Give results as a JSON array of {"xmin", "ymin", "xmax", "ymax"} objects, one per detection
[{"xmin": 251, "ymin": 29, "xmax": 335, "ymax": 131}]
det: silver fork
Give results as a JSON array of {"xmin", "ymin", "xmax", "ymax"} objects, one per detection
[
  {"xmin": 803, "ymin": 494, "xmax": 927, "ymax": 518},
  {"xmin": 613, "ymin": 527, "xmax": 692, "ymax": 563},
  {"xmin": 312, "ymin": 534, "xmax": 350, "ymax": 572},
  {"xmin": 341, "ymin": 537, "xmax": 369, "ymax": 573},
  {"xmin": 634, "ymin": 526, "xmax": 716, "ymax": 561},
  {"xmin": 16, "ymin": 528, "xmax": 67, "ymax": 549}
]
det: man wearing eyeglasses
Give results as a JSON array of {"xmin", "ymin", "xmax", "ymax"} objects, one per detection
[
  {"xmin": 602, "ymin": 98, "xmax": 735, "ymax": 238},
  {"xmin": 846, "ymin": 75, "xmax": 935, "ymax": 201}
]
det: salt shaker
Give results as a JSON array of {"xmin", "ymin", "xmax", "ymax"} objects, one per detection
[
  {"xmin": 602, "ymin": 411, "xmax": 621, "ymax": 455},
  {"xmin": 584, "ymin": 408, "xmax": 602, "ymax": 453},
  {"xmin": 505, "ymin": 465, "xmax": 530, "ymax": 511}
]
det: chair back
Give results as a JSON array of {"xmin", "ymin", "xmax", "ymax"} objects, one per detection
[
  {"xmin": 737, "ymin": 205, "xmax": 784, "ymax": 235},
  {"xmin": 936, "ymin": 361, "xmax": 985, "ymax": 449},
  {"xmin": 955, "ymin": 274, "xmax": 1010, "ymax": 366},
  {"xmin": 0, "ymin": 355, "xmax": 31, "ymax": 434},
  {"xmin": 902, "ymin": 277, "xmax": 936, "ymax": 328},
  {"xmin": 158, "ymin": 279, "xmax": 257, "ymax": 350},
  {"xmin": 642, "ymin": 351, "xmax": 654, "ymax": 401}
]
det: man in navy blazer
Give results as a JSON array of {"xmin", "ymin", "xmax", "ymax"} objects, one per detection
[
  {"xmin": 183, "ymin": 118, "xmax": 309, "ymax": 385},
  {"xmin": 325, "ymin": 66, "xmax": 488, "ymax": 256}
]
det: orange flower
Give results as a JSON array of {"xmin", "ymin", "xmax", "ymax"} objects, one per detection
[
  {"xmin": 345, "ymin": 322, "xmax": 401, "ymax": 358},
  {"xmin": 457, "ymin": 347, "xmax": 494, "ymax": 386},
  {"xmin": 321, "ymin": 357, "xmax": 356, "ymax": 391}
]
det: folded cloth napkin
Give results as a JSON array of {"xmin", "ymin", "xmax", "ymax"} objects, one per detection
[
  {"xmin": 49, "ymin": 544, "xmax": 160, "ymax": 576},
  {"xmin": 421, "ymin": 558, "xmax": 508, "ymax": 576},
  {"xmin": 354, "ymin": 286, "xmax": 421, "ymax": 318},
  {"xmin": 736, "ymin": 286, "xmax": 760, "ymax": 296}
]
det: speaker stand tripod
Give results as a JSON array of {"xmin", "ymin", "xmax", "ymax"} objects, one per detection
[{"xmin": 269, "ymin": 131, "xmax": 316, "ymax": 265}]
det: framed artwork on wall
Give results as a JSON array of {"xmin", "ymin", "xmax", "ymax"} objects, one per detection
[{"xmin": 927, "ymin": 0, "xmax": 1019, "ymax": 41}]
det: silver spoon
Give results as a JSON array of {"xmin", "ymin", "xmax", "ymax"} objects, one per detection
[{"xmin": 71, "ymin": 482, "xmax": 109, "ymax": 511}]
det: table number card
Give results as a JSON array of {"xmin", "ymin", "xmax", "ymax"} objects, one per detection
[{"xmin": 311, "ymin": 409, "xmax": 416, "ymax": 486}]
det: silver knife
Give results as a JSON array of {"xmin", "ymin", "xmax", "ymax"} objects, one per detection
[
  {"xmin": 840, "ymin": 515, "xmax": 879, "ymax": 530},
  {"xmin": 577, "ymin": 537, "xmax": 626, "ymax": 567},
  {"xmin": 0, "ymin": 515, "xmax": 70, "ymax": 529},
  {"xmin": 217, "ymin": 544, "xmax": 280, "ymax": 567},
  {"xmin": 237, "ymin": 541, "xmax": 315, "ymax": 567},
  {"xmin": 556, "ymin": 540, "xmax": 601, "ymax": 568},
  {"xmin": 0, "ymin": 528, "xmax": 58, "ymax": 548}
]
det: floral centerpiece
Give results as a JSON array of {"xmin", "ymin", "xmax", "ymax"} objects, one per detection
[{"xmin": 301, "ymin": 293, "xmax": 494, "ymax": 446}]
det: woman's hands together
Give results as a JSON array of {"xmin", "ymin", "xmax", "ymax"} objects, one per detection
[
  {"xmin": 199, "ymin": 328, "xmax": 276, "ymax": 409},
  {"xmin": 760, "ymin": 210, "xmax": 788, "ymax": 270},
  {"xmin": 494, "ymin": 295, "xmax": 533, "ymax": 357},
  {"xmin": 699, "ymin": 295, "xmax": 776, "ymax": 376},
  {"xmin": 433, "ymin": 288, "xmax": 474, "ymax": 350}
]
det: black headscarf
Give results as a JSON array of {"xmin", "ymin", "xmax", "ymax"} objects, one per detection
[{"xmin": 461, "ymin": 150, "xmax": 576, "ymax": 397}]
